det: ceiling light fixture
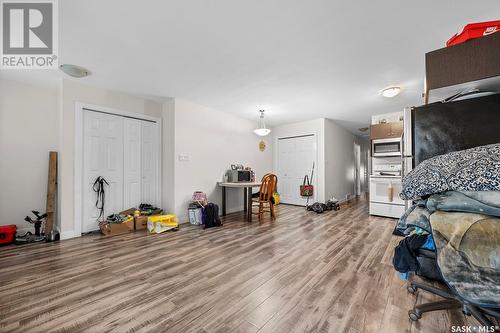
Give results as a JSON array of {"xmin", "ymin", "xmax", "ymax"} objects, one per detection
[
  {"xmin": 59, "ymin": 64, "xmax": 90, "ymax": 78},
  {"xmin": 381, "ymin": 86, "xmax": 401, "ymax": 98},
  {"xmin": 253, "ymin": 110, "xmax": 271, "ymax": 136}
]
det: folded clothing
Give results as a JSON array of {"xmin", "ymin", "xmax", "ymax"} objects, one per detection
[
  {"xmin": 395, "ymin": 200, "xmax": 432, "ymax": 235},
  {"xmin": 427, "ymin": 191, "xmax": 500, "ymax": 217},
  {"xmin": 395, "ymin": 191, "xmax": 500, "ymax": 235}
]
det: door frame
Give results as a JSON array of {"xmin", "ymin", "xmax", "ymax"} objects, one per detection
[
  {"xmin": 354, "ymin": 142, "xmax": 361, "ymax": 196},
  {"xmin": 275, "ymin": 133, "xmax": 318, "ymax": 206},
  {"xmin": 74, "ymin": 102, "xmax": 162, "ymax": 236}
]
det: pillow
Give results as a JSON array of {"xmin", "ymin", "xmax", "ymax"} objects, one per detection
[{"xmin": 400, "ymin": 143, "xmax": 500, "ymax": 200}]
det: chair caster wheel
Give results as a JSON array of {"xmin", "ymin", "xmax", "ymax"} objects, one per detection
[
  {"xmin": 407, "ymin": 285, "xmax": 417, "ymax": 295},
  {"xmin": 408, "ymin": 310, "xmax": 421, "ymax": 321}
]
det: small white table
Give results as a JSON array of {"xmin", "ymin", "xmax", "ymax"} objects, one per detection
[{"xmin": 217, "ymin": 182, "xmax": 262, "ymax": 222}]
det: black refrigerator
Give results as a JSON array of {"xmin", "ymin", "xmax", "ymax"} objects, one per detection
[{"xmin": 402, "ymin": 92, "xmax": 500, "ymax": 208}]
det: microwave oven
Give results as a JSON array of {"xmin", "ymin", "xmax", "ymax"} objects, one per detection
[
  {"xmin": 372, "ymin": 138, "xmax": 402, "ymax": 157},
  {"xmin": 228, "ymin": 170, "xmax": 251, "ymax": 182}
]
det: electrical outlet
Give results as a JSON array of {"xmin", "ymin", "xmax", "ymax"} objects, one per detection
[{"xmin": 178, "ymin": 154, "xmax": 189, "ymax": 162}]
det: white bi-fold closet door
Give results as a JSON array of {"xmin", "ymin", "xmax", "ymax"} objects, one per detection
[
  {"xmin": 277, "ymin": 135, "xmax": 317, "ymax": 206},
  {"xmin": 82, "ymin": 110, "xmax": 159, "ymax": 233}
]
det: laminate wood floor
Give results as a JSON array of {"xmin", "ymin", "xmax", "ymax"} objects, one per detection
[{"xmin": 0, "ymin": 199, "xmax": 476, "ymax": 333}]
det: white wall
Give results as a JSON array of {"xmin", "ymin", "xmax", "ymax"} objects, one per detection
[
  {"xmin": 161, "ymin": 98, "xmax": 175, "ymax": 214},
  {"xmin": 0, "ymin": 79, "xmax": 59, "ymax": 230},
  {"xmin": 324, "ymin": 119, "xmax": 358, "ymax": 201},
  {"xmin": 272, "ymin": 118, "xmax": 325, "ymax": 203},
  {"xmin": 59, "ymin": 79, "xmax": 163, "ymax": 238},
  {"xmin": 324, "ymin": 119, "xmax": 370, "ymax": 201},
  {"xmin": 173, "ymin": 99, "xmax": 273, "ymax": 221}
]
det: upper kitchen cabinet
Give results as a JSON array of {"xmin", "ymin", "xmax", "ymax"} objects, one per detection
[{"xmin": 370, "ymin": 122, "xmax": 403, "ymax": 140}]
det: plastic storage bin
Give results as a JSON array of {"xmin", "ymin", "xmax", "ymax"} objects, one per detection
[
  {"xmin": 0, "ymin": 225, "xmax": 17, "ymax": 245},
  {"xmin": 147, "ymin": 215, "xmax": 178, "ymax": 233},
  {"xmin": 447, "ymin": 20, "xmax": 500, "ymax": 46},
  {"xmin": 188, "ymin": 204, "xmax": 203, "ymax": 225}
]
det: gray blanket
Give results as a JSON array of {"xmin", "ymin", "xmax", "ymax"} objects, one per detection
[
  {"xmin": 396, "ymin": 191, "xmax": 500, "ymax": 234},
  {"xmin": 431, "ymin": 211, "xmax": 500, "ymax": 306}
]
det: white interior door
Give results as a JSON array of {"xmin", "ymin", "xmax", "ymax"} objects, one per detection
[
  {"xmin": 277, "ymin": 135, "xmax": 316, "ymax": 206},
  {"xmin": 123, "ymin": 119, "xmax": 142, "ymax": 209},
  {"xmin": 141, "ymin": 121, "xmax": 158, "ymax": 206},
  {"xmin": 82, "ymin": 111, "xmax": 124, "ymax": 232}
]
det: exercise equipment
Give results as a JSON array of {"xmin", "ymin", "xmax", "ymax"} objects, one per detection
[{"xmin": 17, "ymin": 210, "xmax": 46, "ymax": 243}]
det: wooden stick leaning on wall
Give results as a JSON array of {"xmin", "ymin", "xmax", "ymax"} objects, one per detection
[{"xmin": 44, "ymin": 151, "xmax": 57, "ymax": 238}]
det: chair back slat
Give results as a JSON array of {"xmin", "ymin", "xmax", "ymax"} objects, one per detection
[{"xmin": 259, "ymin": 174, "xmax": 277, "ymax": 201}]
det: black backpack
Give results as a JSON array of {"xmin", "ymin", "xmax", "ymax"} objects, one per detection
[{"xmin": 202, "ymin": 203, "xmax": 222, "ymax": 228}]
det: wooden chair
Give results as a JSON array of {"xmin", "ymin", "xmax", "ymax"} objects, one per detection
[{"xmin": 251, "ymin": 174, "xmax": 277, "ymax": 221}]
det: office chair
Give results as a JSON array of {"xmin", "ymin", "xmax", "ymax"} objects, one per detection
[{"xmin": 407, "ymin": 280, "xmax": 500, "ymax": 328}]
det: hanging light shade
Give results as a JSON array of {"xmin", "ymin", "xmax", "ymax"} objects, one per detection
[{"xmin": 253, "ymin": 110, "xmax": 271, "ymax": 136}]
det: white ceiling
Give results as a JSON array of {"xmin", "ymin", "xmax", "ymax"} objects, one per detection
[{"xmin": 3, "ymin": 1, "xmax": 500, "ymax": 134}]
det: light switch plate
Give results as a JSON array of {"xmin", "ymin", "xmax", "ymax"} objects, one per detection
[{"xmin": 178, "ymin": 154, "xmax": 189, "ymax": 162}]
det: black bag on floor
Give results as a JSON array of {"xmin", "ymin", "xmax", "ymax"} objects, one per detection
[{"xmin": 202, "ymin": 203, "xmax": 222, "ymax": 228}]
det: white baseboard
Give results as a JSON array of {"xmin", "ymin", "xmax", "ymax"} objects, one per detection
[
  {"xmin": 60, "ymin": 230, "xmax": 78, "ymax": 240},
  {"xmin": 337, "ymin": 198, "xmax": 348, "ymax": 204},
  {"xmin": 177, "ymin": 214, "xmax": 189, "ymax": 224}
]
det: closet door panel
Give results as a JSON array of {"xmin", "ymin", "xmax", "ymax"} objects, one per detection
[
  {"xmin": 101, "ymin": 114, "xmax": 124, "ymax": 220},
  {"xmin": 277, "ymin": 135, "xmax": 316, "ymax": 206},
  {"xmin": 123, "ymin": 119, "xmax": 142, "ymax": 209},
  {"xmin": 82, "ymin": 112, "xmax": 104, "ymax": 232},
  {"xmin": 141, "ymin": 122, "xmax": 158, "ymax": 206},
  {"xmin": 82, "ymin": 111, "xmax": 124, "ymax": 232}
]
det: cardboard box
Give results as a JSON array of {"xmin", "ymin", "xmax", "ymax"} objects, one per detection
[
  {"xmin": 99, "ymin": 217, "xmax": 134, "ymax": 237},
  {"xmin": 121, "ymin": 208, "xmax": 136, "ymax": 216},
  {"xmin": 135, "ymin": 215, "xmax": 149, "ymax": 230}
]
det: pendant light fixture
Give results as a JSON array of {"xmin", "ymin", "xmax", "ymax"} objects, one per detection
[{"xmin": 253, "ymin": 110, "xmax": 271, "ymax": 136}]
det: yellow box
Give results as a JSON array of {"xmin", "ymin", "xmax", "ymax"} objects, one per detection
[{"xmin": 147, "ymin": 214, "xmax": 178, "ymax": 233}]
